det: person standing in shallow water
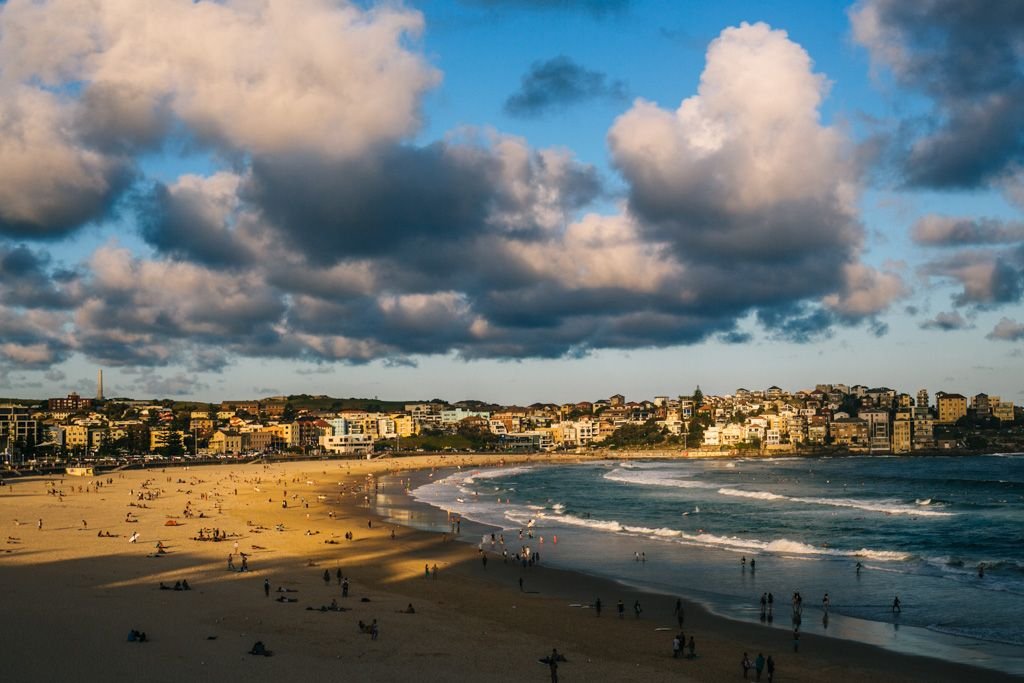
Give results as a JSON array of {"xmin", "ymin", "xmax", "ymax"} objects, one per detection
[{"xmin": 264, "ymin": 578, "xmax": 270, "ymax": 597}]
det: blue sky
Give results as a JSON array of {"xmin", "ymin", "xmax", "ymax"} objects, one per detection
[{"xmin": 0, "ymin": 0, "xmax": 1022, "ymax": 404}]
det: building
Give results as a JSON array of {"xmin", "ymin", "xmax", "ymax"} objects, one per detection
[
  {"xmin": 860, "ymin": 409, "xmax": 891, "ymax": 453},
  {"xmin": 319, "ymin": 433, "xmax": 373, "ymax": 455},
  {"xmin": 220, "ymin": 401, "xmax": 260, "ymax": 415},
  {"xmin": 914, "ymin": 389, "xmax": 930, "ymax": 419},
  {"xmin": 65, "ymin": 424, "xmax": 90, "ymax": 450},
  {"xmin": 262, "ymin": 402, "xmax": 287, "ymax": 418},
  {"xmin": 991, "ymin": 397, "xmax": 1015, "ymax": 423},
  {"xmin": 0, "ymin": 405, "xmax": 40, "ymax": 463},
  {"xmin": 48, "ymin": 392, "xmax": 93, "ymax": 412},
  {"xmin": 892, "ymin": 416, "xmax": 912, "ymax": 453},
  {"xmin": 971, "ymin": 393, "xmax": 991, "ymax": 419},
  {"xmin": 209, "ymin": 430, "xmax": 244, "ymax": 454},
  {"xmin": 190, "ymin": 417, "xmax": 216, "ymax": 436},
  {"xmin": 936, "ymin": 392, "xmax": 967, "ymax": 424},
  {"xmin": 912, "ymin": 416, "xmax": 935, "ymax": 450},
  {"xmin": 440, "ymin": 408, "xmax": 490, "ymax": 425},
  {"xmin": 264, "ymin": 422, "xmax": 298, "ymax": 447},
  {"xmin": 831, "ymin": 417, "xmax": 869, "ymax": 450}
]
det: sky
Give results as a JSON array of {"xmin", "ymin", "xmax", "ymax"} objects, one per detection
[{"xmin": 0, "ymin": 0, "xmax": 1023, "ymax": 405}]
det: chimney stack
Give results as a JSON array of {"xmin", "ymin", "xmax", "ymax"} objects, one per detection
[{"xmin": 97, "ymin": 368, "xmax": 104, "ymax": 402}]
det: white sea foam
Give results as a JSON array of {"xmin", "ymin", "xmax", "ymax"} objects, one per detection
[
  {"xmin": 543, "ymin": 512, "xmax": 912, "ymax": 561},
  {"xmin": 717, "ymin": 488, "xmax": 786, "ymax": 501},
  {"xmin": 926, "ymin": 624, "xmax": 1024, "ymax": 647},
  {"xmin": 462, "ymin": 465, "xmax": 535, "ymax": 484},
  {"xmin": 716, "ymin": 487, "xmax": 954, "ymax": 517},
  {"xmin": 604, "ymin": 468, "xmax": 712, "ymax": 489}
]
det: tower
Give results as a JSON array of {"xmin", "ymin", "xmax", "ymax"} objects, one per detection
[{"xmin": 97, "ymin": 369, "xmax": 104, "ymax": 402}]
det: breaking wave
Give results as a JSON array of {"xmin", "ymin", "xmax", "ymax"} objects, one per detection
[{"xmin": 716, "ymin": 488, "xmax": 954, "ymax": 517}]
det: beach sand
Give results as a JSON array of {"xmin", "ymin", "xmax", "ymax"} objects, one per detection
[{"xmin": 0, "ymin": 456, "xmax": 1012, "ymax": 682}]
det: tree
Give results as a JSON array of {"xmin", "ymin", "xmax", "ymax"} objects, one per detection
[
  {"xmin": 604, "ymin": 420, "xmax": 667, "ymax": 448},
  {"xmin": 693, "ymin": 386, "xmax": 704, "ymax": 408},
  {"xmin": 686, "ymin": 412, "xmax": 711, "ymax": 446},
  {"xmin": 157, "ymin": 432, "xmax": 185, "ymax": 457}
]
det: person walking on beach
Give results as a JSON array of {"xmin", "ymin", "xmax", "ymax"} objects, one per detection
[
  {"xmin": 594, "ymin": 597, "xmax": 601, "ymax": 617},
  {"xmin": 264, "ymin": 578, "xmax": 270, "ymax": 597},
  {"xmin": 672, "ymin": 633, "xmax": 681, "ymax": 658},
  {"xmin": 767, "ymin": 592, "xmax": 774, "ymax": 615},
  {"xmin": 822, "ymin": 592, "xmax": 830, "ymax": 614},
  {"xmin": 37, "ymin": 518, "xmax": 42, "ymax": 530},
  {"xmin": 227, "ymin": 553, "xmax": 234, "ymax": 571},
  {"xmin": 323, "ymin": 569, "xmax": 330, "ymax": 585},
  {"xmin": 617, "ymin": 600, "xmax": 624, "ymax": 619},
  {"xmin": 766, "ymin": 655, "xmax": 775, "ymax": 682},
  {"xmin": 336, "ymin": 568, "xmax": 342, "ymax": 585},
  {"xmin": 755, "ymin": 652, "xmax": 765, "ymax": 681},
  {"xmin": 892, "ymin": 595, "xmax": 901, "ymax": 613},
  {"xmin": 674, "ymin": 598, "xmax": 684, "ymax": 628},
  {"xmin": 519, "ymin": 577, "xmax": 523, "ymax": 591},
  {"xmin": 742, "ymin": 652, "xmax": 752, "ymax": 678},
  {"xmin": 760, "ymin": 592, "xmax": 768, "ymax": 618},
  {"xmin": 633, "ymin": 600, "xmax": 642, "ymax": 619},
  {"xmin": 687, "ymin": 636, "xmax": 695, "ymax": 658}
]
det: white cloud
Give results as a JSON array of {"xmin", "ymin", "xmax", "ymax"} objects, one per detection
[
  {"xmin": 610, "ymin": 21, "xmax": 855, "ymax": 218},
  {"xmin": 1, "ymin": 0, "xmax": 439, "ymax": 158},
  {"xmin": 0, "ymin": 87, "xmax": 129, "ymax": 235}
]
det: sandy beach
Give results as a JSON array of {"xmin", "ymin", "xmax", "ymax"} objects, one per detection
[{"xmin": 0, "ymin": 456, "xmax": 1014, "ymax": 682}]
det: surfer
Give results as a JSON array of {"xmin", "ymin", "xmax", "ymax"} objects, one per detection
[
  {"xmin": 891, "ymin": 595, "xmax": 901, "ymax": 613},
  {"xmin": 855, "ymin": 561, "xmax": 863, "ymax": 574},
  {"xmin": 822, "ymin": 593, "xmax": 830, "ymax": 614}
]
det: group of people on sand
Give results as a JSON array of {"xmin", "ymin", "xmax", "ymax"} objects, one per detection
[
  {"xmin": 741, "ymin": 651, "xmax": 775, "ymax": 681},
  {"xmin": 671, "ymin": 632, "xmax": 697, "ymax": 659},
  {"xmin": 357, "ymin": 619, "xmax": 379, "ymax": 639},
  {"xmin": 158, "ymin": 580, "xmax": 191, "ymax": 591}
]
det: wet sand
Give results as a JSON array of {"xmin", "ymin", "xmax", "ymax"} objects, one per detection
[{"xmin": 0, "ymin": 456, "xmax": 1012, "ymax": 682}]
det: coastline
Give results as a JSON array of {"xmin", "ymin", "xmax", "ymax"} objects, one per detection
[
  {"xmin": 384, "ymin": 462, "xmax": 1024, "ymax": 677},
  {"xmin": 0, "ymin": 457, "xmax": 1016, "ymax": 682}
]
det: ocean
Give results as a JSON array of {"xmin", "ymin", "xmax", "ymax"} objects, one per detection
[{"xmin": 376, "ymin": 454, "xmax": 1024, "ymax": 675}]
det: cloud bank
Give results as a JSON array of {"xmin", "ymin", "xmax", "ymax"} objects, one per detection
[{"xmin": 0, "ymin": 6, "xmax": 904, "ymax": 376}]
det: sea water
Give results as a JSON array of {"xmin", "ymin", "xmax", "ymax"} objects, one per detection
[{"xmin": 379, "ymin": 455, "xmax": 1024, "ymax": 675}]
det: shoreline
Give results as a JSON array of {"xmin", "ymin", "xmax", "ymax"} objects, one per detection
[
  {"xmin": 0, "ymin": 457, "xmax": 1017, "ymax": 682},
  {"xmin": 384, "ymin": 463, "xmax": 1024, "ymax": 677},
  {"xmin": 3, "ymin": 447, "xmax": 1022, "ymax": 482}
]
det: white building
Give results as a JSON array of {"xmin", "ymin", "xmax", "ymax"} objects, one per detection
[{"xmin": 319, "ymin": 433, "xmax": 373, "ymax": 455}]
